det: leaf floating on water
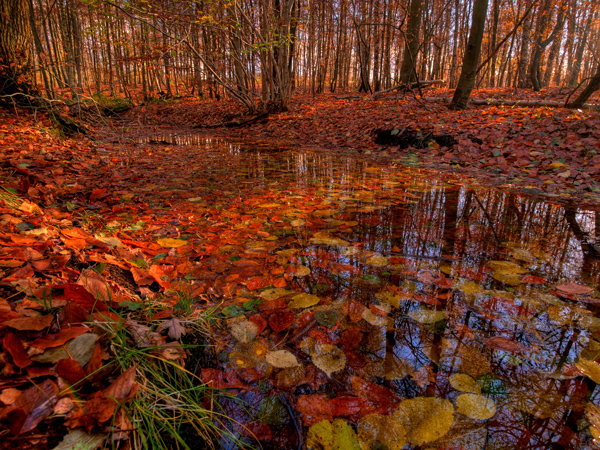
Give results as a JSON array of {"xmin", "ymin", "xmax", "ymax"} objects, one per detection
[
  {"xmin": 309, "ymin": 232, "xmax": 349, "ymax": 247},
  {"xmin": 357, "ymin": 413, "xmax": 407, "ymax": 450},
  {"xmin": 483, "ymin": 336, "xmax": 527, "ymax": 354},
  {"xmin": 306, "ymin": 419, "xmax": 361, "ymax": 450},
  {"xmin": 485, "ymin": 260, "xmax": 529, "ymax": 273},
  {"xmin": 586, "ymin": 403, "xmax": 600, "ymax": 441},
  {"xmin": 490, "ymin": 270, "xmax": 522, "ymax": 286},
  {"xmin": 575, "ymin": 359, "xmax": 600, "ymax": 384},
  {"xmin": 366, "ymin": 255, "xmax": 389, "ymax": 267},
  {"xmin": 257, "ymin": 396, "xmax": 291, "ymax": 426},
  {"xmin": 391, "ymin": 397, "xmax": 454, "ymax": 446},
  {"xmin": 449, "ymin": 373, "xmax": 481, "ymax": 394},
  {"xmin": 407, "ymin": 309, "xmax": 447, "ymax": 324},
  {"xmin": 156, "ymin": 238, "xmax": 188, "ymax": 248},
  {"xmin": 456, "ymin": 393, "xmax": 497, "ymax": 420},
  {"xmin": 265, "ymin": 350, "xmax": 300, "ymax": 368},
  {"xmin": 362, "ymin": 308, "xmax": 390, "ymax": 327},
  {"xmin": 375, "ymin": 290, "xmax": 411, "ymax": 308},
  {"xmin": 288, "ymin": 293, "xmax": 320, "ymax": 309},
  {"xmin": 258, "ymin": 288, "xmax": 294, "ymax": 301},
  {"xmin": 294, "ymin": 265, "xmax": 311, "ymax": 277},
  {"xmin": 580, "ymin": 339, "xmax": 600, "ymax": 361},
  {"xmin": 311, "ymin": 343, "xmax": 346, "ymax": 377},
  {"xmin": 457, "ymin": 280, "xmax": 486, "ymax": 296},
  {"xmin": 555, "ymin": 282, "xmax": 593, "ymax": 295},
  {"xmin": 384, "ymin": 353, "xmax": 415, "ymax": 381},
  {"xmin": 290, "ymin": 219, "xmax": 305, "ymax": 227}
]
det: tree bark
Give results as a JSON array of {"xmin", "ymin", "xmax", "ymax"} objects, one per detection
[
  {"xmin": 568, "ymin": 62, "xmax": 600, "ymax": 108},
  {"xmin": 0, "ymin": 0, "xmax": 35, "ymax": 103},
  {"xmin": 399, "ymin": 0, "xmax": 422, "ymax": 84},
  {"xmin": 449, "ymin": 0, "xmax": 489, "ymax": 110}
]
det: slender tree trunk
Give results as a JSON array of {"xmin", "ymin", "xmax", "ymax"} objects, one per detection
[
  {"xmin": 569, "ymin": 62, "xmax": 600, "ymax": 108},
  {"xmin": 399, "ymin": 0, "xmax": 422, "ymax": 84},
  {"xmin": 450, "ymin": 0, "xmax": 489, "ymax": 110}
]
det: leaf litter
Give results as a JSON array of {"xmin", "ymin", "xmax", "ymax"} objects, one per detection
[{"xmin": 1, "ymin": 106, "xmax": 600, "ymax": 449}]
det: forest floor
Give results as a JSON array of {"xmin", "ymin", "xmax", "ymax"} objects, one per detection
[
  {"xmin": 111, "ymin": 86, "xmax": 600, "ymax": 208},
  {"xmin": 1, "ymin": 86, "xmax": 600, "ymax": 449}
]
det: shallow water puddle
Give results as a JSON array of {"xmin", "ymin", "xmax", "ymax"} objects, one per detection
[{"xmin": 112, "ymin": 136, "xmax": 600, "ymax": 449}]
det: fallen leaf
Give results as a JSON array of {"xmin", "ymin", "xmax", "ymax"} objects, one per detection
[
  {"xmin": 265, "ymin": 350, "xmax": 299, "ymax": 368},
  {"xmin": 555, "ymin": 282, "xmax": 593, "ymax": 295},
  {"xmin": 392, "ymin": 397, "xmax": 454, "ymax": 446},
  {"xmin": 311, "ymin": 343, "xmax": 346, "ymax": 377},
  {"xmin": 456, "ymin": 393, "xmax": 497, "ymax": 420},
  {"xmin": 306, "ymin": 419, "xmax": 361, "ymax": 450},
  {"xmin": 156, "ymin": 237, "xmax": 188, "ymax": 248}
]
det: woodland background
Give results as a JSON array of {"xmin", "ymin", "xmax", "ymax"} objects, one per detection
[{"xmin": 2, "ymin": 0, "xmax": 600, "ymax": 113}]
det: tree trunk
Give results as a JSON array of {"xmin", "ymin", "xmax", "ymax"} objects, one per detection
[
  {"xmin": 449, "ymin": 0, "xmax": 489, "ymax": 110},
  {"xmin": 569, "ymin": 62, "xmax": 600, "ymax": 108},
  {"xmin": 0, "ymin": 0, "xmax": 35, "ymax": 103},
  {"xmin": 399, "ymin": 0, "xmax": 422, "ymax": 84}
]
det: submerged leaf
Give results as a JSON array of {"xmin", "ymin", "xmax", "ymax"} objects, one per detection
[
  {"xmin": 408, "ymin": 309, "xmax": 447, "ymax": 324},
  {"xmin": 265, "ymin": 350, "xmax": 300, "ymax": 368},
  {"xmin": 392, "ymin": 397, "xmax": 454, "ymax": 446},
  {"xmin": 357, "ymin": 413, "xmax": 406, "ymax": 450},
  {"xmin": 306, "ymin": 419, "xmax": 360, "ymax": 450},
  {"xmin": 311, "ymin": 343, "xmax": 346, "ymax": 377},
  {"xmin": 456, "ymin": 393, "xmax": 497, "ymax": 420},
  {"xmin": 449, "ymin": 373, "xmax": 481, "ymax": 394},
  {"xmin": 575, "ymin": 359, "xmax": 600, "ymax": 384}
]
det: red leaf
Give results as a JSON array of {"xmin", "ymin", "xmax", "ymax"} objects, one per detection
[
  {"xmin": 8, "ymin": 379, "xmax": 58, "ymax": 434},
  {"xmin": 269, "ymin": 309, "xmax": 295, "ymax": 333},
  {"xmin": 413, "ymin": 294, "xmax": 441, "ymax": 306},
  {"xmin": 61, "ymin": 284, "xmax": 108, "ymax": 312},
  {"xmin": 555, "ymin": 282, "xmax": 593, "ymax": 295},
  {"xmin": 350, "ymin": 375, "xmax": 399, "ymax": 407},
  {"xmin": 3, "ymin": 332, "xmax": 32, "ymax": 368},
  {"xmin": 31, "ymin": 326, "xmax": 89, "ymax": 350},
  {"xmin": 246, "ymin": 277, "xmax": 266, "ymax": 291},
  {"xmin": 55, "ymin": 359, "xmax": 87, "ymax": 385},
  {"xmin": 104, "ymin": 365, "xmax": 137, "ymax": 401},
  {"xmin": 296, "ymin": 394, "xmax": 332, "ymax": 426},
  {"xmin": 201, "ymin": 369, "xmax": 246, "ymax": 389},
  {"xmin": 484, "ymin": 336, "xmax": 527, "ymax": 354},
  {"xmin": 248, "ymin": 314, "xmax": 268, "ymax": 335},
  {"xmin": 520, "ymin": 274, "xmax": 547, "ymax": 284}
]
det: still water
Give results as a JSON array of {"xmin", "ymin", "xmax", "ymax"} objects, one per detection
[{"xmin": 128, "ymin": 134, "xmax": 600, "ymax": 449}]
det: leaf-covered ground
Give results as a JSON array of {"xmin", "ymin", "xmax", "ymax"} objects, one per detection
[
  {"xmin": 121, "ymin": 88, "xmax": 600, "ymax": 207},
  {"xmin": 1, "ymin": 89, "xmax": 600, "ymax": 449}
]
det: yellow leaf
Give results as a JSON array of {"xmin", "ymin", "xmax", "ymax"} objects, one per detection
[
  {"xmin": 288, "ymin": 293, "xmax": 320, "ymax": 309},
  {"xmin": 456, "ymin": 393, "xmax": 496, "ymax": 420},
  {"xmin": 392, "ymin": 397, "xmax": 454, "ymax": 446},
  {"xmin": 357, "ymin": 414, "xmax": 406, "ymax": 450},
  {"xmin": 157, "ymin": 237, "xmax": 188, "ymax": 248},
  {"xmin": 449, "ymin": 373, "xmax": 481, "ymax": 394}
]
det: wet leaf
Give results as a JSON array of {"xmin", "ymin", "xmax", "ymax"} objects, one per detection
[
  {"xmin": 231, "ymin": 320, "xmax": 259, "ymax": 343},
  {"xmin": 357, "ymin": 413, "xmax": 407, "ymax": 450},
  {"xmin": 257, "ymin": 396, "xmax": 290, "ymax": 425},
  {"xmin": 491, "ymin": 270, "xmax": 522, "ymax": 285},
  {"xmin": 456, "ymin": 393, "xmax": 497, "ymax": 420},
  {"xmin": 289, "ymin": 293, "xmax": 320, "ymax": 309},
  {"xmin": 315, "ymin": 310, "xmax": 340, "ymax": 328},
  {"xmin": 306, "ymin": 419, "xmax": 360, "ymax": 450},
  {"xmin": 486, "ymin": 260, "xmax": 529, "ymax": 273},
  {"xmin": 311, "ymin": 343, "xmax": 346, "ymax": 377},
  {"xmin": 556, "ymin": 282, "xmax": 593, "ymax": 295},
  {"xmin": 366, "ymin": 255, "xmax": 389, "ymax": 267},
  {"xmin": 449, "ymin": 373, "xmax": 481, "ymax": 394},
  {"xmin": 265, "ymin": 350, "xmax": 299, "ymax": 368},
  {"xmin": 407, "ymin": 309, "xmax": 447, "ymax": 324},
  {"xmin": 4, "ymin": 314, "xmax": 54, "ymax": 331},
  {"xmin": 575, "ymin": 359, "xmax": 600, "ymax": 384},
  {"xmin": 259, "ymin": 288, "xmax": 294, "ymax": 301},
  {"xmin": 384, "ymin": 353, "xmax": 415, "ymax": 380},
  {"xmin": 295, "ymin": 265, "xmax": 311, "ymax": 277},
  {"xmin": 391, "ymin": 397, "xmax": 454, "ymax": 446}
]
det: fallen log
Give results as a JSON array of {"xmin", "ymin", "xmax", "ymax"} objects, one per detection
[
  {"xmin": 371, "ymin": 80, "xmax": 446, "ymax": 100},
  {"xmin": 424, "ymin": 97, "xmax": 600, "ymax": 110}
]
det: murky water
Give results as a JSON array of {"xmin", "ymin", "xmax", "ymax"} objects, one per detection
[{"xmin": 120, "ymin": 135, "xmax": 600, "ymax": 449}]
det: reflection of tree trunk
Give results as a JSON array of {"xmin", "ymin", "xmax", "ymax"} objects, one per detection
[
  {"xmin": 442, "ymin": 187, "xmax": 459, "ymax": 257},
  {"xmin": 564, "ymin": 209, "xmax": 600, "ymax": 257}
]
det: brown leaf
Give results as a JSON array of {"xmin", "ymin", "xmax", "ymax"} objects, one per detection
[
  {"xmin": 9, "ymin": 379, "xmax": 58, "ymax": 434},
  {"xmin": 3, "ymin": 314, "xmax": 53, "ymax": 331},
  {"xmin": 556, "ymin": 282, "xmax": 593, "ymax": 295},
  {"xmin": 104, "ymin": 365, "xmax": 137, "ymax": 401},
  {"xmin": 483, "ymin": 336, "xmax": 527, "ymax": 354}
]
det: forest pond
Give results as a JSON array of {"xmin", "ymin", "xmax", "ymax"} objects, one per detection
[{"xmin": 126, "ymin": 134, "xmax": 600, "ymax": 449}]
